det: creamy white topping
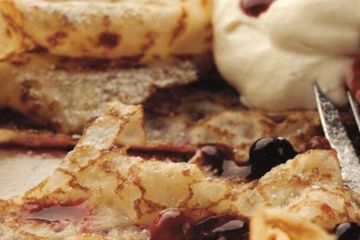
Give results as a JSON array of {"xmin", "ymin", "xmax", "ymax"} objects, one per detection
[{"xmin": 213, "ymin": 0, "xmax": 359, "ymax": 110}]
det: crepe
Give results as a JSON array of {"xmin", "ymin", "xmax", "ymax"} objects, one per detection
[
  {"xmin": 0, "ymin": 102, "xmax": 357, "ymax": 239},
  {"xmin": 0, "ymin": 80, "xmax": 321, "ymax": 163},
  {"xmin": 0, "ymin": 0, "xmax": 212, "ymax": 61},
  {"xmin": 0, "ymin": 52, "xmax": 198, "ymax": 133}
]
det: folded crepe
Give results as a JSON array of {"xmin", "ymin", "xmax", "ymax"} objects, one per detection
[
  {"xmin": 0, "ymin": 52, "xmax": 198, "ymax": 133},
  {"xmin": 250, "ymin": 208, "xmax": 336, "ymax": 240},
  {"xmin": 0, "ymin": 0, "xmax": 212, "ymax": 61}
]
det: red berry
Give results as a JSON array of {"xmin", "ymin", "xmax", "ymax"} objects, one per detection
[{"xmin": 240, "ymin": 0, "xmax": 274, "ymax": 17}]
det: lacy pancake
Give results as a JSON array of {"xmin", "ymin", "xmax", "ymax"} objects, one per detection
[{"xmin": 0, "ymin": 102, "xmax": 357, "ymax": 239}]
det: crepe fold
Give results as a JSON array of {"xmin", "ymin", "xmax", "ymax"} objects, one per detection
[
  {"xmin": 250, "ymin": 208, "xmax": 335, "ymax": 240},
  {"xmin": 0, "ymin": 0, "xmax": 212, "ymax": 61},
  {"xmin": 0, "ymin": 52, "xmax": 198, "ymax": 133}
]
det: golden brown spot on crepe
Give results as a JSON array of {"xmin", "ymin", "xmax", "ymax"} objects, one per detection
[
  {"xmin": 269, "ymin": 235, "xmax": 276, "ymax": 240},
  {"xmin": 47, "ymin": 31, "xmax": 68, "ymax": 48},
  {"xmin": 201, "ymin": 0, "xmax": 209, "ymax": 8},
  {"xmin": 58, "ymin": 169, "xmax": 89, "ymax": 192},
  {"xmin": 60, "ymin": 14, "xmax": 75, "ymax": 30},
  {"xmin": 69, "ymin": 178, "xmax": 89, "ymax": 192},
  {"xmin": 2, "ymin": 14, "xmax": 20, "ymax": 36},
  {"xmin": 312, "ymin": 168, "xmax": 320, "ymax": 176},
  {"xmin": 170, "ymin": 7, "xmax": 187, "ymax": 45},
  {"xmin": 5, "ymin": 27, "xmax": 12, "ymax": 37},
  {"xmin": 48, "ymin": 101, "xmax": 60, "ymax": 112},
  {"xmin": 100, "ymin": 160, "xmax": 113, "ymax": 173},
  {"xmin": 102, "ymin": 15, "xmax": 111, "ymax": 27},
  {"xmin": 143, "ymin": 199, "xmax": 166, "ymax": 214},
  {"xmin": 97, "ymin": 32, "xmax": 120, "ymax": 49},
  {"xmin": 1, "ymin": 7, "xmax": 35, "ymax": 52},
  {"xmin": 182, "ymin": 169, "xmax": 191, "ymax": 176},
  {"xmin": 9, "ymin": 54, "xmax": 32, "ymax": 66},
  {"xmin": 133, "ymin": 199, "xmax": 143, "ymax": 220},
  {"xmin": 141, "ymin": 32, "xmax": 156, "ymax": 55},
  {"xmin": 20, "ymin": 80, "xmax": 39, "ymax": 103},
  {"xmin": 204, "ymin": 22, "xmax": 213, "ymax": 44}
]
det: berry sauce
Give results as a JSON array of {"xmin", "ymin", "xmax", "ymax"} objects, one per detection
[
  {"xmin": 188, "ymin": 214, "xmax": 249, "ymax": 240},
  {"xmin": 150, "ymin": 209, "xmax": 249, "ymax": 240},
  {"xmin": 199, "ymin": 144, "xmax": 250, "ymax": 179},
  {"xmin": 240, "ymin": 0, "xmax": 274, "ymax": 17}
]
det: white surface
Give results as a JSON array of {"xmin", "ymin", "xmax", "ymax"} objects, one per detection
[{"xmin": 0, "ymin": 149, "xmax": 62, "ymax": 200}]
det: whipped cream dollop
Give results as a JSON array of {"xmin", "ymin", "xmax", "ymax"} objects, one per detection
[{"xmin": 213, "ymin": 0, "xmax": 360, "ymax": 110}]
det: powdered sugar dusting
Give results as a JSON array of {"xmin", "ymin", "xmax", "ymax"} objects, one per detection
[{"xmin": 14, "ymin": 0, "xmax": 169, "ymax": 24}]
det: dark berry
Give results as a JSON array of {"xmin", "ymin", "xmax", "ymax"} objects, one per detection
[
  {"xmin": 199, "ymin": 144, "xmax": 250, "ymax": 178},
  {"xmin": 248, "ymin": 137, "xmax": 297, "ymax": 179},
  {"xmin": 240, "ymin": 0, "xmax": 274, "ymax": 17},
  {"xmin": 298, "ymin": 136, "xmax": 331, "ymax": 153},
  {"xmin": 187, "ymin": 215, "xmax": 249, "ymax": 240},
  {"xmin": 335, "ymin": 222, "xmax": 360, "ymax": 240},
  {"xmin": 150, "ymin": 208, "xmax": 194, "ymax": 240}
]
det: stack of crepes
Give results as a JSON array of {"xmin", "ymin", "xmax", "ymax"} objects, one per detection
[{"xmin": 0, "ymin": 0, "xmax": 212, "ymax": 133}]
